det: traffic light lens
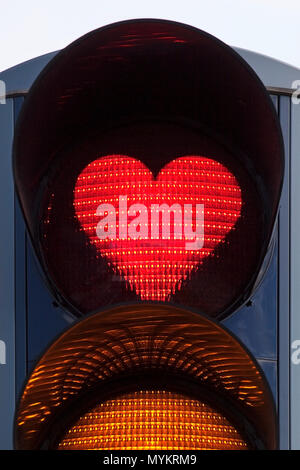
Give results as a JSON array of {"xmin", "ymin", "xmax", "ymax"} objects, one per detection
[
  {"xmin": 73, "ymin": 155, "xmax": 242, "ymax": 302},
  {"xmin": 15, "ymin": 304, "xmax": 277, "ymax": 450},
  {"xmin": 14, "ymin": 18, "xmax": 284, "ymax": 318},
  {"xmin": 57, "ymin": 390, "xmax": 248, "ymax": 450}
]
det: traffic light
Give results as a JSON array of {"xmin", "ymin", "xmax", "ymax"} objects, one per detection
[{"xmin": 0, "ymin": 18, "xmax": 292, "ymax": 450}]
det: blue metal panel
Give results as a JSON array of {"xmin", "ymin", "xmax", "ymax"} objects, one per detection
[
  {"xmin": 290, "ymin": 92, "xmax": 300, "ymax": 449},
  {"xmin": 14, "ymin": 198, "xmax": 27, "ymax": 399},
  {"xmin": 235, "ymin": 48, "xmax": 300, "ymax": 89},
  {"xmin": 13, "ymin": 97, "xmax": 27, "ymax": 400},
  {"xmin": 0, "ymin": 98, "xmax": 15, "ymax": 449},
  {"xmin": 223, "ymin": 243, "xmax": 277, "ymax": 359},
  {"xmin": 223, "ymin": 237, "xmax": 278, "ymax": 400},
  {"xmin": 0, "ymin": 52, "xmax": 57, "ymax": 93},
  {"xmin": 278, "ymin": 95, "xmax": 291, "ymax": 449},
  {"xmin": 26, "ymin": 238, "xmax": 74, "ymax": 370}
]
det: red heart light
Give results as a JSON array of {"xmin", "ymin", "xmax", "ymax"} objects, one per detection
[{"xmin": 74, "ymin": 155, "xmax": 242, "ymax": 301}]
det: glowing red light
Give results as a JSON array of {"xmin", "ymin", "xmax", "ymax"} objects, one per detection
[{"xmin": 74, "ymin": 155, "xmax": 242, "ymax": 301}]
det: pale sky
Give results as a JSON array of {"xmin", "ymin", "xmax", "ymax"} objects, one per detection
[{"xmin": 0, "ymin": 0, "xmax": 299, "ymax": 72}]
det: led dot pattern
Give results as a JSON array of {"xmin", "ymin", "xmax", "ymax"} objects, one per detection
[
  {"xmin": 74, "ymin": 155, "xmax": 242, "ymax": 301},
  {"xmin": 57, "ymin": 390, "xmax": 248, "ymax": 450}
]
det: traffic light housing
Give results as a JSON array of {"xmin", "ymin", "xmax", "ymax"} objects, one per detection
[{"xmin": 2, "ymin": 19, "xmax": 288, "ymax": 450}]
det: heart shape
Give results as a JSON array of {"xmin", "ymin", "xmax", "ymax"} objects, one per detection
[{"xmin": 74, "ymin": 155, "xmax": 242, "ymax": 301}]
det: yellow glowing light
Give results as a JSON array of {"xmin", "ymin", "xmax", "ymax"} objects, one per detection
[{"xmin": 58, "ymin": 390, "xmax": 248, "ymax": 450}]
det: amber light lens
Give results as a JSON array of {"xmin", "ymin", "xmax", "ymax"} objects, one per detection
[
  {"xmin": 15, "ymin": 305, "xmax": 277, "ymax": 449},
  {"xmin": 57, "ymin": 390, "xmax": 248, "ymax": 450}
]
